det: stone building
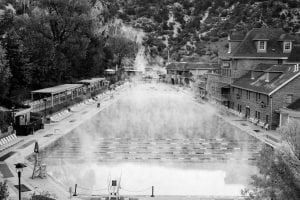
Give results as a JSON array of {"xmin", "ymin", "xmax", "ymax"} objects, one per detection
[
  {"xmin": 206, "ymin": 28, "xmax": 300, "ymax": 105},
  {"xmin": 279, "ymin": 44, "xmax": 300, "ymax": 127},
  {"xmin": 165, "ymin": 62, "xmax": 218, "ymax": 93},
  {"xmin": 231, "ymin": 64, "xmax": 300, "ymax": 130},
  {"xmin": 280, "ymin": 99, "xmax": 300, "ymax": 127}
]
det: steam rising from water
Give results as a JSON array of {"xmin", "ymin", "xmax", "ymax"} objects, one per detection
[
  {"xmin": 120, "ymin": 22, "xmax": 166, "ymax": 74},
  {"xmin": 42, "ymin": 83, "xmax": 262, "ymax": 196}
]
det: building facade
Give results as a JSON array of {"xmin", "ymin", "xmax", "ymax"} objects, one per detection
[
  {"xmin": 231, "ymin": 64, "xmax": 300, "ymax": 130},
  {"xmin": 206, "ymin": 28, "xmax": 300, "ymax": 107},
  {"xmin": 166, "ymin": 62, "xmax": 218, "ymax": 89}
]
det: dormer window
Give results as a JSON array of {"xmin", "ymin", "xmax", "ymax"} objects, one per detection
[
  {"xmin": 228, "ymin": 42, "xmax": 231, "ymax": 54},
  {"xmin": 258, "ymin": 41, "xmax": 267, "ymax": 52},
  {"xmin": 283, "ymin": 41, "xmax": 292, "ymax": 53}
]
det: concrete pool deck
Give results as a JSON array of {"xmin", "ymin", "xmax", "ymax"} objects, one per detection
[
  {"xmin": 0, "ymin": 85, "xmax": 130, "ymax": 199},
  {"xmin": 0, "ymin": 82, "xmax": 286, "ymax": 200}
]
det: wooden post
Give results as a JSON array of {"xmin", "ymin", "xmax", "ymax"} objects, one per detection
[
  {"xmin": 51, "ymin": 94, "xmax": 54, "ymax": 107},
  {"xmin": 73, "ymin": 184, "xmax": 78, "ymax": 196},
  {"xmin": 151, "ymin": 186, "xmax": 154, "ymax": 197}
]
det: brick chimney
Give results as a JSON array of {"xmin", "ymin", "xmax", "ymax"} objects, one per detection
[
  {"xmin": 265, "ymin": 72, "xmax": 270, "ymax": 83},
  {"xmin": 294, "ymin": 64, "xmax": 299, "ymax": 72},
  {"xmin": 251, "ymin": 71, "xmax": 255, "ymax": 80}
]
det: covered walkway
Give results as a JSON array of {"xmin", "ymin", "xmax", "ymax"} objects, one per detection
[{"xmin": 30, "ymin": 84, "xmax": 84, "ymax": 112}]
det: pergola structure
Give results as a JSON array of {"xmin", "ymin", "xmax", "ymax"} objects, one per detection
[{"xmin": 31, "ymin": 84, "xmax": 84, "ymax": 107}]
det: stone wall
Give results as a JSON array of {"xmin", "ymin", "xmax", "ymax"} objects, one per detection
[
  {"xmin": 271, "ymin": 75, "xmax": 300, "ymax": 128},
  {"xmin": 231, "ymin": 87, "xmax": 271, "ymax": 123},
  {"xmin": 230, "ymin": 74, "xmax": 300, "ymax": 129}
]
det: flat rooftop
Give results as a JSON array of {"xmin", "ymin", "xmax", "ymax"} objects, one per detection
[
  {"xmin": 31, "ymin": 84, "xmax": 83, "ymax": 95},
  {"xmin": 78, "ymin": 78, "xmax": 106, "ymax": 84}
]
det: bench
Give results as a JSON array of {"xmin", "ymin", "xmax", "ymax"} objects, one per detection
[
  {"xmin": 264, "ymin": 124, "xmax": 269, "ymax": 130},
  {"xmin": 258, "ymin": 121, "xmax": 265, "ymax": 128},
  {"xmin": 249, "ymin": 117, "xmax": 255, "ymax": 123},
  {"xmin": 253, "ymin": 118, "xmax": 259, "ymax": 125}
]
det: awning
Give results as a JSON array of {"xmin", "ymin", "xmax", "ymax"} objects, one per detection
[
  {"xmin": 31, "ymin": 84, "xmax": 83, "ymax": 95},
  {"xmin": 78, "ymin": 78, "xmax": 106, "ymax": 85},
  {"xmin": 105, "ymin": 69, "xmax": 116, "ymax": 75},
  {"xmin": 15, "ymin": 108, "xmax": 32, "ymax": 117}
]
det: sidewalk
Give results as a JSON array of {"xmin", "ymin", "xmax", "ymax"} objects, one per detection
[
  {"xmin": 178, "ymin": 86, "xmax": 286, "ymax": 150},
  {"xmin": 0, "ymin": 85, "xmax": 130, "ymax": 200}
]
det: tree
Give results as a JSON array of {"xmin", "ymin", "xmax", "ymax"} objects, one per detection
[
  {"xmin": 106, "ymin": 36, "xmax": 138, "ymax": 81},
  {"xmin": 242, "ymin": 145, "xmax": 300, "ymax": 200},
  {"xmin": 0, "ymin": 44, "xmax": 11, "ymax": 98},
  {"xmin": 18, "ymin": 0, "xmax": 92, "ymax": 87},
  {"xmin": 279, "ymin": 119, "xmax": 300, "ymax": 159},
  {"xmin": 0, "ymin": 181, "xmax": 9, "ymax": 200},
  {"xmin": 106, "ymin": 36, "xmax": 137, "ymax": 69},
  {"xmin": 82, "ymin": 35, "xmax": 108, "ymax": 78}
]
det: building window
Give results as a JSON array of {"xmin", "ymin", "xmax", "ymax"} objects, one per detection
[
  {"xmin": 238, "ymin": 104, "xmax": 242, "ymax": 113},
  {"xmin": 286, "ymin": 94, "xmax": 293, "ymax": 104},
  {"xmin": 255, "ymin": 111, "xmax": 261, "ymax": 120},
  {"xmin": 223, "ymin": 62, "xmax": 230, "ymax": 68},
  {"xmin": 247, "ymin": 91, "xmax": 251, "ymax": 100},
  {"xmin": 283, "ymin": 41, "xmax": 292, "ymax": 53},
  {"xmin": 258, "ymin": 41, "xmax": 266, "ymax": 52},
  {"xmin": 256, "ymin": 93, "xmax": 261, "ymax": 102}
]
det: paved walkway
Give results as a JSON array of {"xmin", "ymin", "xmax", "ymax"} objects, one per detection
[
  {"xmin": 179, "ymin": 86, "xmax": 287, "ymax": 151},
  {"xmin": 0, "ymin": 85, "xmax": 130, "ymax": 200}
]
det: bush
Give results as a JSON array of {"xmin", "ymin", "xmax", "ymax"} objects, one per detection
[
  {"xmin": 0, "ymin": 97, "xmax": 30, "ymax": 109},
  {"xmin": 210, "ymin": 36, "xmax": 219, "ymax": 42},
  {"xmin": 0, "ymin": 112, "xmax": 13, "ymax": 133},
  {"xmin": 0, "ymin": 181, "xmax": 9, "ymax": 200},
  {"xmin": 31, "ymin": 192, "xmax": 55, "ymax": 200}
]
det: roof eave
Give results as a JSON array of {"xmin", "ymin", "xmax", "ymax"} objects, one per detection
[
  {"xmin": 231, "ymin": 84, "xmax": 269, "ymax": 95},
  {"xmin": 268, "ymin": 72, "xmax": 300, "ymax": 96},
  {"xmin": 230, "ymin": 56, "xmax": 289, "ymax": 59}
]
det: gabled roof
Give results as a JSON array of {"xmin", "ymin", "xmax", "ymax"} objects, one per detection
[
  {"xmin": 253, "ymin": 32, "xmax": 270, "ymax": 41},
  {"xmin": 229, "ymin": 32, "xmax": 245, "ymax": 41},
  {"xmin": 231, "ymin": 64, "xmax": 300, "ymax": 95},
  {"xmin": 288, "ymin": 44, "xmax": 300, "ymax": 62},
  {"xmin": 166, "ymin": 62, "xmax": 219, "ymax": 71},
  {"xmin": 231, "ymin": 28, "xmax": 290, "ymax": 58},
  {"xmin": 253, "ymin": 63, "xmax": 273, "ymax": 71},
  {"xmin": 278, "ymin": 34, "xmax": 296, "ymax": 41}
]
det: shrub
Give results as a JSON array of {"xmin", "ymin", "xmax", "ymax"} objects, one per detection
[{"xmin": 0, "ymin": 181, "xmax": 9, "ymax": 200}]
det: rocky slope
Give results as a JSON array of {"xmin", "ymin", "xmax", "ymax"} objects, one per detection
[{"xmin": 113, "ymin": 0, "xmax": 300, "ymax": 62}]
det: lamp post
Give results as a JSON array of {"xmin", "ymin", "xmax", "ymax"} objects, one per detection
[{"xmin": 15, "ymin": 163, "xmax": 27, "ymax": 200}]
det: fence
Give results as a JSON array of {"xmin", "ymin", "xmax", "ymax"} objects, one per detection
[{"xmin": 28, "ymin": 85, "xmax": 108, "ymax": 115}]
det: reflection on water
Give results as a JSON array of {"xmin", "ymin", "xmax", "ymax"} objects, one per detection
[{"xmin": 39, "ymin": 84, "xmax": 262, "ymax": 196}]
